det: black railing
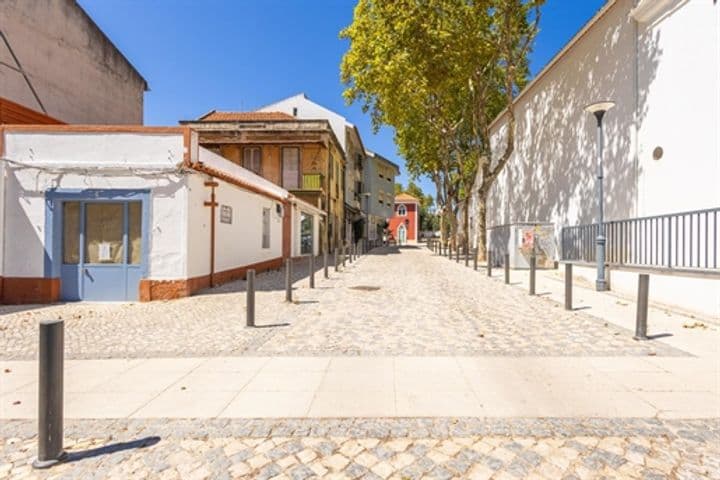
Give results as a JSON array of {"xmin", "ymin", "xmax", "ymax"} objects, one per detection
[{"xmin": 561, "ymin": 207, "xmax": 720, "ymax": 274}]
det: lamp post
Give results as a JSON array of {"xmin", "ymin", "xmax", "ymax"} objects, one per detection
[{"xmin": 585, "ymin": 100, "xmax": 615, "ymax": 292}]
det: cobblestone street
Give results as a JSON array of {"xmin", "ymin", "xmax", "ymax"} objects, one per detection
[
  {"xmin": 1, "ymin": 246, "xmax": 718, "ymax": 479},
  {"xmin": 2, "ymin": 418, "xmax": 719, "ymax": 480},
  {"xmin": 0, "ymin": 247, "xmax": 687, "ymax": 359}
]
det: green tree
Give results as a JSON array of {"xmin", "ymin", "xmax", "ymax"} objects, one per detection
[{"xmin": 341, "ymin": 0, "xmax": 541, "ymax": 256}]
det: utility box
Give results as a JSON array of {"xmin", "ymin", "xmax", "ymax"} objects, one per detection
[{"xmin": 487, "ymin": 222, "xmax": 557, "ymax": 269}]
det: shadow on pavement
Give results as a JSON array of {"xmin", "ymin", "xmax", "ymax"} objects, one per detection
[{"xmin": 64, "ymin": 436, "xmax": 160, "ymax": 464}]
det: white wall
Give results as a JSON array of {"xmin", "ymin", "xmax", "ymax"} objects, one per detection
[
  {"xmin": 258, "ymin": 94, "xmax": 348, "ymax": 151},
  {"xmin": 635, "ymin": 0, "xmax": 720, "ymax": 215},
  {"xmin": 1, "ymin": 131, "xmax": 188, "ymax": 279},
  {"xmin": 475, "ymin": 0, "xmax": 720, "ymax": 318},
  {"xmin": 212, "ymin": 178, "xmax": 283, "ymax": 273}
]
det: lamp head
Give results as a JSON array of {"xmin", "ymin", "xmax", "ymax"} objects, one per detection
[{"xmin": 585, "ymin": 101, "xmax": 616, "ymax": 124}]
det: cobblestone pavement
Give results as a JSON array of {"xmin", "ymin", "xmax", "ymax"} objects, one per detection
[
  {"xmin": 2, "ymin": 418, "xmax": 719, "ymax": 479},
  {"xmin": 1, "ymin": 247, "xmax": 687, "ymax": 360}
]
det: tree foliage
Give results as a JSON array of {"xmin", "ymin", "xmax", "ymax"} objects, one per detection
[{"xmin": 341, "ymin": 0, "xmax": 541, "ymax": 253}]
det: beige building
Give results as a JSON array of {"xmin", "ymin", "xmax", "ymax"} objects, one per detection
[{"xmin": 0, "ymin": 0, "xmax": 147, "ymax": 124}]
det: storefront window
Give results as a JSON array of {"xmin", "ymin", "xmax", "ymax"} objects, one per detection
[
  {"xmin": 62, "ymin": 202, "xmax": 80, "ymax": 264},
  {"xmin": 301, "ymin": 213, "xmax": 313, "ymax": 255},
  {"xmin": 128, "ymin": 202, "xmax": 142, "ymax": 264},
  {"xmin": 84, "ymin": 203, "xmax": 124, "ymax": 264}
]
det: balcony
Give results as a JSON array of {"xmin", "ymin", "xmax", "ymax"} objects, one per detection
[{"xmin": 300, "ymin": 173, "xmax": 324, "ymax": 191}]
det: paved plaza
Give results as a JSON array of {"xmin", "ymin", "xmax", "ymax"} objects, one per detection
[
  {"xmin": 0, "ymin": 247, "xmax": 690, "ymax": 359},
  {"xmin": 1, "ymin": 246, "xmax": 719, "ymax": 479}
]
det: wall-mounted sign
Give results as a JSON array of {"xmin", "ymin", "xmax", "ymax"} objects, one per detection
[{"xmin": 220, "ymin": 205, "xmax": 232, "ymax": 224}]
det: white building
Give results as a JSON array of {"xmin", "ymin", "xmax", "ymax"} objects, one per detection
[
  {"xmin": 364, "ymin": 150, "xmax": 400, "ymax": 242},
  {"xmin": 0, "ymin": 125, "xmax": 323, "ymax": 304},
  {"xmin": 471, "ymin": 0, "xmax": 719, "ymax": 317}
]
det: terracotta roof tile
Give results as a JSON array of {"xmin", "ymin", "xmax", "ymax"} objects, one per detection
[
  {"xmin": 395, "ymin": 193, "xmax": 420, "ymax": 203},
  {"xmin": 198, "ymin": 111, "xmax": 296, "ymax": 122}
]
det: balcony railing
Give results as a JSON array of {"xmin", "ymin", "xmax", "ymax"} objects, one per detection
[
  {"xmin": 561, "ymin": 207, "xmax": 720, "ymax": 275},
  {"xmin": 301, "ymin": 173, "xmax": 324, "ymax": 191}
]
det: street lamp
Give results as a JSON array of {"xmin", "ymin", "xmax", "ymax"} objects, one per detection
[{"xmin": 585, "ymin": 100, "xmax": 615, "ymax": 292}]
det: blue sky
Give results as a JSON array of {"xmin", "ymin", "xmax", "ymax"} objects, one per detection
[{"xmin": 79, "ymin": 0, "xmax": 606, "ymax": 198}]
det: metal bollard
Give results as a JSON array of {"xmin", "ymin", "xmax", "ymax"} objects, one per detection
[
  {"xmin": 334, "ymin": 249, "xmax": 339, "ymax": 272},
  {"xmin": 324, "ymin": 251, "xmax": 329, "ymax": 279},
  {"xmin": 309, "ymin": 255, "xmax": 315, "ymax": 289},
  {"xmin": 634, "ymin": 274, "xmax": 650, "ymax": 340},
  {"xmin": 529, "ymin": 253, "xmax": 536, "ymax": 295},
  {"xmin": 504, "ymin": 253, "xmax": 510, "ymax": 284},
  {"xmin": 456, "ymin": 246, "xmax": 460, "ymax": 263},
  {"xmin": 33, "ymin": 319, "xmax": 66, "ymax": 469},
  {"xmin": 349, "ymin": 244, "xmax": 353, "ymax": 264},
  {"xmin": 473, "ymin": 249, "xmax": 478, "ymax": 271},
  {"xmin": 487, "ymin": 250, "xmax": 492, "ymax": 277},
  {"xmin": 342, "ymin": 246, "xmax": 346, "ymax": 268},
  {"xmin": 285, "ymin": 258, "xmax": 293, "ymax": 302},
  {"xmin": 465, "ymin": 245, "xmax": 469, "ymax": 267},
  {"xmin": 246, "ymin": 269, "xmax": 255, "ymax": 327},
  {"xmin": 564, "ymin": 263, "xmax": 573, "ymax": 310}
]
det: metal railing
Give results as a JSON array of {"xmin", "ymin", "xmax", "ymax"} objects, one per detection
[
  {"xmin": 561, "ymin": 207, "xmax": 720, "ymax": 275},
  {"xmin": 301, "ymin": 173, "xmax": 324, "ymax": 191}
]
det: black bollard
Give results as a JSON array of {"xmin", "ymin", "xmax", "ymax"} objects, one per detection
[
  {"xmin": 474, "ymin": 249, "xmax": 478, "ymax": 271},
  {"xmin": 334, "ymin": 248, "xmax": 339, "ymax": 272},
  {"xmin": 309, "ymin": 255, "xmax": 315, "ymax": 289},
  {"xmin": 342, "ymin": 245, "xmax": 346, "ymax": 268},
  {"xmin": 324, "ymin": 250, "xmax": 329, "ymax": 279},
  {"xmin": 487, "ymin": 250, "xmax": 492, "ymax": 277},
  {"xmin": 33, "ymin": 319, "xmax": 66, "ymax": 469},
  {"xmin": 564, "ymin": 263, "xmax": 573, "ymax": 310},
  {"xmin": 465, "ymin": 245, "xmax": 469, "ymax": 267},
  {"xmin": 246, "ymin": 269, "xmax": 255, "ymax": 327},
  {"xmin": 456, "ymin": 245, "xmax": 460, "ymax": 263},
  {"xmin": 529, "ymin": 253, "xmax": 536, "ymax": 295},
  {"xmin": 504, "ymin": 253, "xmax": 510, "ymax": 284},
  {"xmin": 634, "ymin": 274, "xmax": 650, "ymax": 340},
  {"xmin": 285, "ymin": 258, "xmax": 293, "ymax": 302}
]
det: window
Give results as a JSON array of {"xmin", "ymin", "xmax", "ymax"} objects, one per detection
[
  {"xmin": 300, "ymin": 213, "xmax": 313, "ymax": 255},
  {"xmin": 62, "ymin": 202, "xmax": 80, "ymax": 264},
  {"xmin": 397, "ymin": 204, "xmax": 407, "ymax": 216},
  {"xmin": 243, "ymin": 147, "xmax": 262, "ymax": 174},
  {"xmin": 282, "ymin": 147, "xmax": 300, "ymax": 189},
  {"xmin": 262, "ymin": 208, "xmax": 270, "ymax": 248}
]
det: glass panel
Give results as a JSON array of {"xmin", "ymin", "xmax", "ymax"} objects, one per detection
[
  {"xmin": 282, "ymin": 148, "xmax": 299, "ymax": 189},
  {"xmin": 84, "ymin": 203, "xmax": 124, "ymax": 264},
  {"xmin": 301, "ymin": 213, "xmax": 313, "ymax": 255},
  {"xmin": 62, "ymin": 202, "xmax": 80, "ymax": 264},
  {"xmin": 128, "ymin": 202, "xmax": 142, "ymax": 265}
]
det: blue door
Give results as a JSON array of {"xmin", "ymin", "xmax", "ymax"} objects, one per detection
[{"xmin": 51, "ymin": 191, "xmax": 148, "ymax": 301}]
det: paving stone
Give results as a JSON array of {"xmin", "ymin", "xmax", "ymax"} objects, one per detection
[{"xmin": 0, "ymin": 247, "xmax": 688, "ymax": 359}]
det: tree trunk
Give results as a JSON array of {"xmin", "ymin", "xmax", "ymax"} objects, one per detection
[{"xmin": 474, "ymin": 193, "xmax": 488, "ymax": 262}]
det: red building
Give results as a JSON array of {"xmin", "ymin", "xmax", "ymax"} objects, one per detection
[{"xmin": 388, "ymin": 193, "xmax": 420, "ymax": 245}]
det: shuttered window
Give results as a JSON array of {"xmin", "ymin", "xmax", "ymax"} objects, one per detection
[
  {"xmin": 243, "ymin": 147, "xmax": 262, "ymax": 174},
  {"xmin": 282, "ymin": 147, "xmax": 300, "ymax": 189}
]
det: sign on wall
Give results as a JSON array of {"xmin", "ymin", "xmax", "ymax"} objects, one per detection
[{"xmin": 220, "ymin": 205, "xmax": 232, "ymax": 224}]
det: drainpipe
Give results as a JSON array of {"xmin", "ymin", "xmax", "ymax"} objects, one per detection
[{"xmin": 204, "ymin": 179, "xmax": 219, "ymax": 287}]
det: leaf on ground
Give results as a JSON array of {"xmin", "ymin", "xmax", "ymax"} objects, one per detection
[
  {"xmin": 12, "ymin": 400, "xmax": 21, "ymax": 405},
  {"xmin": 3, "ymin": 368, "xmax": 10, "ymax": 373}
]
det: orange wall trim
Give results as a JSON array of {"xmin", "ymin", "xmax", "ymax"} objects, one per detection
[
  {"xmin": 0, "ymin": 277, "xmax": 60, "ymax": 304},
  {"xmin": 139, "ymin": 257, "xmax": 284, "ymax": 302}
]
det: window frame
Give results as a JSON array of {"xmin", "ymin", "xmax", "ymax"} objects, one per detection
[
  {"xmin": 397, "ymin": 204, "xmax": 407, "ymax": 216},
  {"xmin": 242, "ymin": 146, "xmax": 263, "ymax": 175},
  {"xmin": 281, "ymin": 146, "xmax": 301, "ymax": 190}
]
